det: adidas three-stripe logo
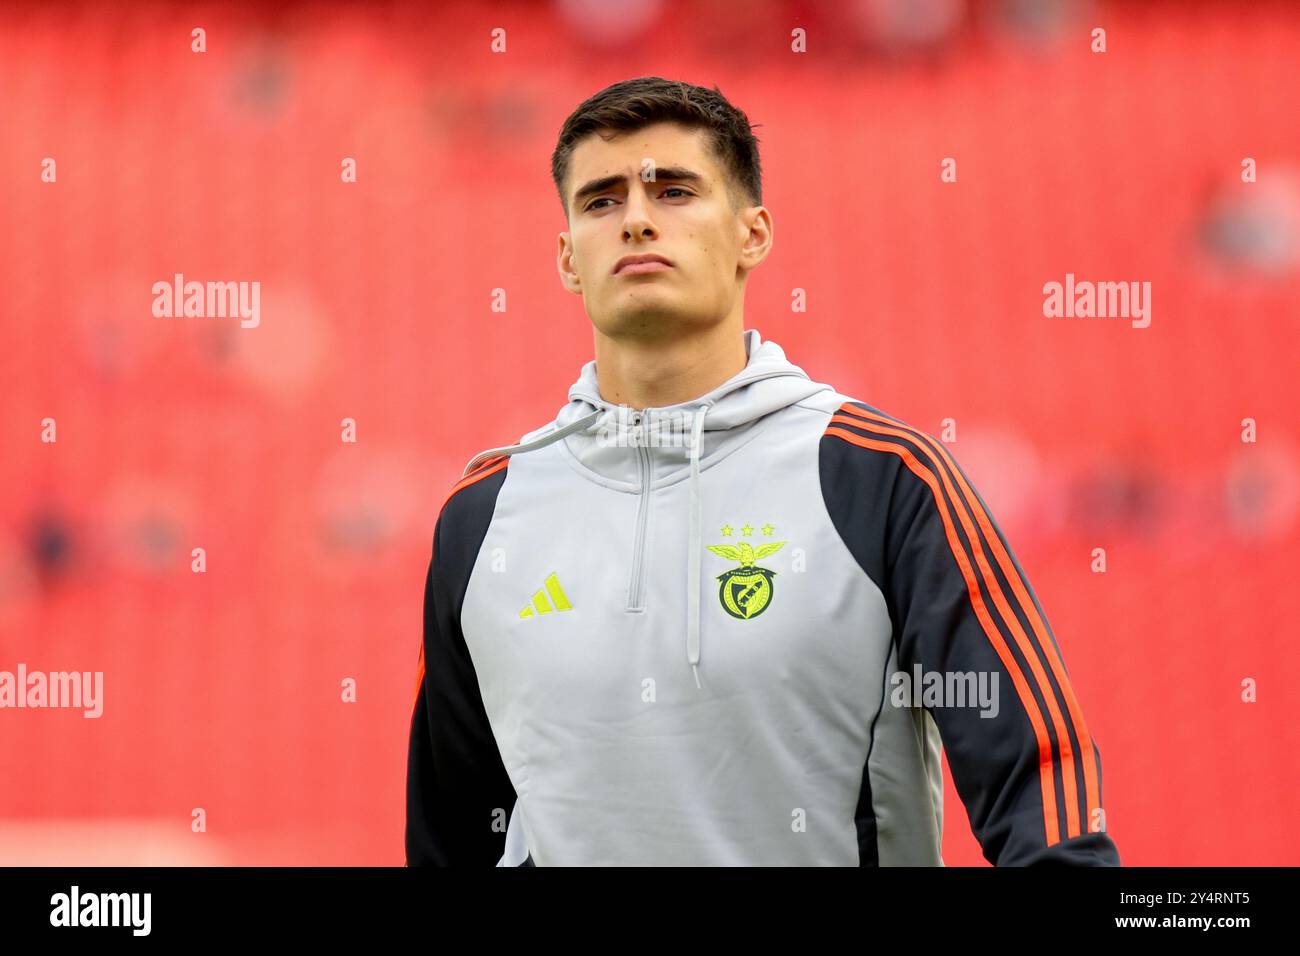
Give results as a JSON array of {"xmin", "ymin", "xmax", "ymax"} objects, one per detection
[{"xmin": 519, "ymin": 572, "xmax": 573, "ymax": 619}]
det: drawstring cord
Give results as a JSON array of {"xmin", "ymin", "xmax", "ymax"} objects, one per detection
[{"xmin": 686, "ymin": 400, "xmax": 714, "ymax": 690}]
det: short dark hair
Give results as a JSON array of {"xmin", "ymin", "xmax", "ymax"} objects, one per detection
[{"xmin": 551, "ymin": 76, "xmax": 763, "ymax": 218}]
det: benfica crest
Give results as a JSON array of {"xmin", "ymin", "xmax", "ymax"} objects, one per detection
[{"xmin": 705, "ymin": 539, "xmax": 786, "ymax": 620}]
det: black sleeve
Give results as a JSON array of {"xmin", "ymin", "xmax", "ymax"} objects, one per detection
[
  {"xmin": 822, "ymin": 401, "xmax": 1120, "ymax": 866},
  {"xmin": 405, "ymin": 462, "xmax": 517, "ymax": 866}
]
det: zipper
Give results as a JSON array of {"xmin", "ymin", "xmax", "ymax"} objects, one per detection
[{"xmin": 626, "ymin": 409, "xmax": 653, "ymax": 611}]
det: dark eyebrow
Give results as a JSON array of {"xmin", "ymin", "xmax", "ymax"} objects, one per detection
[{"xmin": 572, "ymin": 167, "xmax": 705, "ymax": 207}]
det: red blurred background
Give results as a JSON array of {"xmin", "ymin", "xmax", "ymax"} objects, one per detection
[{"xmin": 2, "ymin": 0, "xmax": 1298, "ymax": 865}]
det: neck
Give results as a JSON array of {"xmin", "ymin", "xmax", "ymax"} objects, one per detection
[{"xmin": 592, "ymin": 318, "xmax": 748, "ymax": 409}]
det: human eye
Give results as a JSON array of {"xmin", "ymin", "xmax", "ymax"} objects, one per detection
[
  {"xmin": 662, "ymin": 186, "xmax": 692, "ymax": 198},
  {"xmin": 586, "ymin": 197, "xmax": 614, "ymax": 211}
]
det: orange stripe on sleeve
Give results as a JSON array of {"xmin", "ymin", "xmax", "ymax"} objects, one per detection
[
  {"xmin": 413, "ymin": 455, "xmax": 509, "ymax": 718},
  {"xmin": 439, "ymin": 455, "xmax": 509, "ymax": 514},
  {"xmin": 836, "ymin": 403, "xmax": 1101, "ymax": 837},
  {"xmin": 410, "ymin": 455, "xmax": 506, "ymax": 717},
  {"xmin": 411, "ymin": 643, "xmax": 425, "ymax": 714},
  {"xmin": 824, "ymin": 423, "xmax": 1063, "ymax": 846}
]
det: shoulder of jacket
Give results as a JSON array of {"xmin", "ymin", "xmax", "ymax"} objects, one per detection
[
  {"xmin": 812, "ymin": 393, "xmax": 955, "ymax": 498},
  {"xmin": 437, "ymin": 452, "xmax": 510, "ymax": 524},
  {"xmin": 811, "ymin": 394, "xmax": 934, "ymax": 447}
]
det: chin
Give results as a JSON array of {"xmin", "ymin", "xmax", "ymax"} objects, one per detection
[{"xmin": 601, "ymin": 297, "xmax": 684, "ymax": 325}]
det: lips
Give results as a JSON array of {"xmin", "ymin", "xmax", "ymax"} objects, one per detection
[{"xmin": 614, "ymin": 254, "xmax": 673, "ymax": 275}]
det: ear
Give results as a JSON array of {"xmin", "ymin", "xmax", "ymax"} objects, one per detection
[
  {"xmin": 557, "ymin": 231, "xmax": 583, "ymax": 295},
  {"xmin": 737, "ymin": 205, "xmax": 774, "ymax": 272}
]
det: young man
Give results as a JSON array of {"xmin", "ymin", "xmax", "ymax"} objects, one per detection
[{"xmin": 405, "ymin": 76, "xmax": 1120, "ymax": 866}]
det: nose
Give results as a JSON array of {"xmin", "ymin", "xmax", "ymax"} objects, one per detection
[{"xmin": 621, "ymin": 184, "xmax": 658, "ymax": 242}]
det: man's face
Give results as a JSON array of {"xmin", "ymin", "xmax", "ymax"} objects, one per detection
[{"xmin": 557, "ymin": 121, "xmax": 772, "ymax": 340}]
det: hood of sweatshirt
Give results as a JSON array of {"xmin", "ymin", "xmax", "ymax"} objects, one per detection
[{"xmin": 462, "ymin": 327, "xmax": 834, "ymax": 688}]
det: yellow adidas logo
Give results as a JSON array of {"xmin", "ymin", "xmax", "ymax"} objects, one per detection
[{"xmin": 519, "ymin": 571, "xmax": 574, "ymax": 619}]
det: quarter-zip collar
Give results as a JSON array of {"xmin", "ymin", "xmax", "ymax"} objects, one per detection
[{"xmin": 463, "ymin": 328, "xmax": 833, "ymax": 689}]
